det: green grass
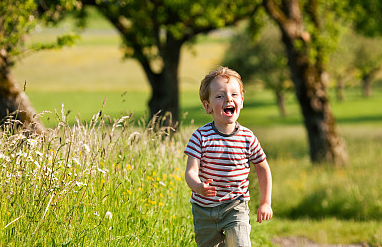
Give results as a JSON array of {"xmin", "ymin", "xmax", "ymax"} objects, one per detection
[{"xmin": 6, "ymin": 8, "xmax": 382, "ymax": 246}]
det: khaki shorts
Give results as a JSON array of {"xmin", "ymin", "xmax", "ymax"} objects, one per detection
[{"xmin": 192, "ymin": 200, "xmax": 251, "ymax": 247}]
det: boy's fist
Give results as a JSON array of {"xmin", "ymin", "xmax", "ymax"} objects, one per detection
[
  {"xmin": 199, "ymin": 179, "xmax": 217, "ymax": 197},
  {"xmin": 257, "ymin": 203, "xmax": 273, "ymax": 223}
]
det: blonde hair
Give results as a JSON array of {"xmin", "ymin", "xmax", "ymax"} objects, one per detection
[{"xmin": 199, "ymin": 66, "xmax": 244, "ymax": 103}]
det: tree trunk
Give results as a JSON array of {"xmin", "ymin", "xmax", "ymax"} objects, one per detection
[
  {"xmin": 263, "ymin": 0, "xmax": 348, "ymax": 166},
  {"xmin": 0, "ymin": 70, "xmax": 43, "ymax": 133},
  {"xmin": 275, "ymin": 90, "xmax": 286, "ymax": 117},
  {"xmin": 362, "ymin": 74, "xmax": 372, "ymax": 98},
  {"xmin": 336, "ymin": 77, "xmax": 345, "ymax": 102},
  {"xmin": 141, "ymin": 35, "xmax": 181, "ymax": 128}
]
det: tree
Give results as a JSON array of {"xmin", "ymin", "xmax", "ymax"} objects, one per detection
[
  {"xmin": 80, "ymin": 0, "xmax": 261, "ymax": 127},
  {"xmin": 223, "ymin": 23, "xmax": 292, "ymax": 117},
  {"xmin": 0, "ymin": 0, "xmax": 78, "ymax": 133},
  {"xmin": 262, "ymin": 0, "xmax": 348, "ymax": 165},
  {"xmin": 352, "ymin": 35, "xmax": 382, "ymax": 97},
  {"xmin": 0, "ymin": 0, "xmax": 43, "ymax": 132}
]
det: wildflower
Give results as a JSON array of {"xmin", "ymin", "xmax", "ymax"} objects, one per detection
[
  {"xmin": 76, "ymin": 181, "xmax": 87, "ymax": 187},
  {"xmin": 97, "ymin": 168, "xmax": 107, "ymax": 174},
  {"xmin": 159, "ymin": 193, "xmax": 163, "ymax": 197},
  {"xmin": 172, "ymin": 215, "xmax": 176, "ymax": 220},
  {"xmin": 101, "ymin": 179, "xmax": 106, "ymax": 184},
  {"xmin": 126, "ymin": 190, "xmax": 132, "ymax": 195},
  {"xmin": 94, "ymin": 212, "xmax": 100, "ymax": 217},
  {"xmin": 153, "ymin": 171, "xmax": 157, "ymax": 176},
  {"xmin": 14, "ymin": 134, "xmax": 26, "ymax": 140},
  {"xmin": 72, "ymin": 157, "xmax": 80, "ymax": 166},
  {"xmin": 159, "ymin": 181, "xmax": 166, "ymax": 187},
  {"xmin": 127, "ymin": 164, "xmax": 132, "ymax": 170},
  {"xmin": 105, "ymin": 211, "xmax": 112, "ymax": 219},
  {"xmin": 156, "ymin": 177, "xmax": 161, "ymax": 181},
  {"xmin": 159, "ymin": 202, "xmax": 163, "ymax": 206},
  {"xmin": 83, "ymin": 144, "xmax": 90, "ymax": 153},
  {"xmin": 27, "ymin": 139, "xmax": 37, "ymax": 147}
]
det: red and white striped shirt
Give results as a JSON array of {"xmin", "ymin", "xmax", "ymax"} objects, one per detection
[{"xmin": 184, "ymin": 122, "xmax": 266, "ymax": 207}]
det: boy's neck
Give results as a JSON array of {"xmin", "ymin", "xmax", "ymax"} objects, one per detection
[{"xmin": 212, "ymin": 121, "xmax": 239, "ymax": 136}]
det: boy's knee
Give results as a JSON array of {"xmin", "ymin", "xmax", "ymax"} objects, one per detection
[{"xmin": 225, "ymin": 224, "xmax": 251, "ymax": 247}]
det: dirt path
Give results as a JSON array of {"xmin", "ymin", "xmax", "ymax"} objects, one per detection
[{"xmin": 271, "ymin": 236, "xmax": 368, "ymax": 247}]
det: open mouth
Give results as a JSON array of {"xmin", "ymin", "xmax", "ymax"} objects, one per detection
[{"xmin": 224, "ymin": 106, "xmax": 235, "ymax": 116}]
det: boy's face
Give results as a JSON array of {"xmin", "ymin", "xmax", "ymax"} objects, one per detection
[{"xmin": 203, "ymin": 76, "xmax": 244, "ymax": 128}]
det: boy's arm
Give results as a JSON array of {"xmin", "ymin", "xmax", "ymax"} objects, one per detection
[
  {"xmin": 185, "ymin": 156, "xmax": 217, "ymax": 197},
  {"xmin": 254, "ymin": 159, "xmax": 273, "ymax": 223}
]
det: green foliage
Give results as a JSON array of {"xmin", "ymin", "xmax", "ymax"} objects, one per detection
[
  {"xmin": 83, "ymin": 0, "xmax": 261, "ymax": 64},
  {"xmin": 0, "ymin": 0, "xmax": 37, "ymax": 58},
  {"xmin": 0, "ymin": 0, "xmax": 80, "ymax": 67},
  {"xmin": 347, "ymin": 0, "xmax": 382, "ymax": 36},
  {"xmin": 222, "ymin": 23, "xmax": 292, "ymax": 92}
]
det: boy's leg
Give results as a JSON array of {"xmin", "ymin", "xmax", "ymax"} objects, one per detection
[
  {"xmin": 221, "ymin": 200, "xmax": 251, "ymax": 247},
  {"xmin": 192, "ymin": 203, "xmax": 225, "ymax": 247}
]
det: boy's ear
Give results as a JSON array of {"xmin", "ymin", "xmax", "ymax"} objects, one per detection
[
  {"xmin": 240, "ymin": 94, "xmax": 244, "ymax": 109},
  {"xmin": 203, "ymin": 100, "xmax": 212, "ymax": 114}
]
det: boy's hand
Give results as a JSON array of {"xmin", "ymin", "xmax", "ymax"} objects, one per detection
[
  {"xmin": 257, "ymin": 203, "xmax": 273, "ymax": 223},
  {"xmin": 198, "ymin": 179, "xmax": 217, "ymax": 197}
]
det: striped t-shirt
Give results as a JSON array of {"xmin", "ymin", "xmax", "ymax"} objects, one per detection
[{"xmin": 184, "ymin": 122, "xmax": 266, "ymax": 207}]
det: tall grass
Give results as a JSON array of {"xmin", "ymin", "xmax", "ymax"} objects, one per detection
[
  {"xmin": 0, "ymin": 107, "xmax": 274, "ymax": 246},
  {"xmin": 0, "ymin": 107, "xmax": 194, "ymax": 246}
]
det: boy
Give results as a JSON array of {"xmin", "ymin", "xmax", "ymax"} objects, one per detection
[{"xmin": 184, "ymin": 66, "xmax": 272, "ymax": 247}]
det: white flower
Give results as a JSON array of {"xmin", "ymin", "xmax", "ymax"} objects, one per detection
[
  {"xmin": 72, "ymin": 157, "xmax": 80, "ymax": 166},
  {"xmin": 105, "ymin": 211, "xmax": 112, "ymax": 220},
  {"xmin": 83, "ymin": 144, "xmax": 90, "ymax": 153},
  {"xmin": 27, "ymin": 139, "xmax": 37, "ymax": 147},
  {"xmin": 97, "ymin": 168, "xmax": 107, "ymax": 174},
  {"xmin": 75, "ymin": 181, "xmax": 87, "ymax": 187}
]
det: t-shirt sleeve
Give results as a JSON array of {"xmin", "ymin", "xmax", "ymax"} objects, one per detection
[
  {"xmin": 249, "ymin": 136, "xmax": 266, "ymax": 164},
  {"xmin": 184, "ymin": 129, "xmax": 202, "ymax": 160}
]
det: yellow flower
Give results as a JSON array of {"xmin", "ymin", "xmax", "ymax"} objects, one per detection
[
  {"xmin": 159, "ymin": 193, "xmax": 163, "ymax": 197},
  {"xmin": 175, "ymin": 168, "xmax": 179, "ymax": 171},
  {"xmin": 153, "ymin": 171, "xmax": 157, "ymax": 176},
  {"xmin": 159, "ymin": 202, "xmax": 163, "ymax": 206},
  {"xmin": 127, "ymin": 190, "xmax": 132, "ymax": 195},
  {"xmin": 127, "ymin": 164, "xmax": 132, "ymax": 170},
  {"xmin": 101, "ymin": 179, "xmax": 106, "ymax": 184},
  {"xmin": 172, "ymin": 215, "xmax": 176, "ymax": 220},
  {"xmin": 169, "ymin": 182, "xmax": 174, "ymax": 186},
  {"xmin": 169, "ymin": 187, "xmax": 173, "ymax": 191},
  {"xmin": 139, "ymin": 187, "xmax": 143, "ymax": 191},
  {"xmin": 170, "ymin": 193, "xmax": 173, "ymax": 197}
]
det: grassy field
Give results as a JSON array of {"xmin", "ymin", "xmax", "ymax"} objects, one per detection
[{"xmin": 4, "ymin": 7, "xmax": 382, "ymax": 246}]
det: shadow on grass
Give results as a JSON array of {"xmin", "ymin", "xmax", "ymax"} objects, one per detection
[{"xmin": 284, "ymin": 185, "xmax": 382, "ymax": 221}]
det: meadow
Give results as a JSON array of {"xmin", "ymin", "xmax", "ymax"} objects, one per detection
[{"xmin": 3, "ymin": 7, "xmax": 382, "ymax": 246}]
